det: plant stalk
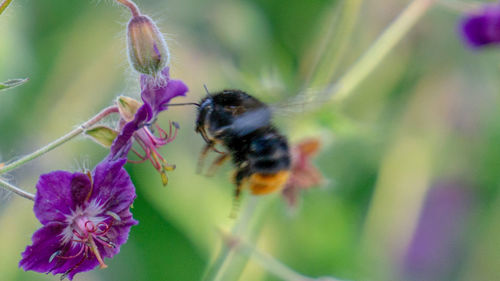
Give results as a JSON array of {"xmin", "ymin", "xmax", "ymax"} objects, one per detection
[
  {"xmin": 331, "ymin": 0, "xmax": 435, "ymax": 102},
  {"xmin": 202, "ymin": 196, "xmax": 260, "ymax": 281},
  {"xmin": 0, "ymin": 106, "xmax": 118, "ymax": 175},
  {"xmin": 0, "ymin": 178, "xmax": 35, "ymax": 201},
  {"xmin": 115, "ymin": 0, "xmax": 141, "ymax": 17},
  {"xmin": 231, "ymin": 234, "xmax": 345, "ymax": 281},
  {"xmin": 0, "ymin": 0, "xmax": 13, "ymax": 15}
]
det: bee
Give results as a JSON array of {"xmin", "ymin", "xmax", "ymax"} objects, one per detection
[{"xmin": 195, "ymin": 89, "xmax": 291, "ymax": 199}]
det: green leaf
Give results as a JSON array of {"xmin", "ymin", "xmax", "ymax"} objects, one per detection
[
  {"xmin": 85, "ymin": 126, "xmax": 118, "ymax": 148},
  {"xmin": 0, "ymin": 78, "xmax": 29, "ymax": 92}
]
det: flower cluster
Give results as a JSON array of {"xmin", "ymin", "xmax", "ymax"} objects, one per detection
[{"xmin": 18, "ymin": 2, "xmax": 188, "ymax": 280}]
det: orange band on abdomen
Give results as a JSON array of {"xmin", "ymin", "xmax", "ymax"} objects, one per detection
[{"xmin": 248, "ymin": 170, "xmax": 290, "ymax": 195}]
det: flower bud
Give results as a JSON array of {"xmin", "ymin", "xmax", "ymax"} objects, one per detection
[
  {"xmin": 117, "ymin": 96, "xmax": 142, "ymax": 122},
  {"xmin": 127, "ymin": 15, "xmax": 170, "ymax": 75}
]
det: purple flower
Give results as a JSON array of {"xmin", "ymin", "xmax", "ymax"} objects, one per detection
[
  {"xmin": 19, "ymin": 153, "xmax": 137, "ymax": 280},
  {"xmin": 403, "ymin": 181, "xmax": 475, "ymax": 281},
  {"xmin": 140, "ymin": 67, "xmax": 188, "ymax": 122},
  {"xmin": 114, "ymin": 66, "xmax": 188, "ymax": 185},
  {"xmin": 461, "ymin": 4, "xmax": 500, "ymax": 48}
]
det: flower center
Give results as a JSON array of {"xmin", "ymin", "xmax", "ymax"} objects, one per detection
[{"xmin": 56, "ymin": 210, "xmax": 119, "ymax": 273}]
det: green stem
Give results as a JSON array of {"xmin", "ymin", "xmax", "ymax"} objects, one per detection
[
  {"xmin": 231, "ymin": 234, "xmax": 344, "ymax": 281},
  {"xmin": 202, "ymin": 196, "xmax": 260, "ymax": 281},
  {"xmin": 436, "ymin": 0, "xmax": 482, "ymax": 13},
  {"xmin": 305, "ymin": 0, "xmax": 364, "ymax": 89},
  {"xmin": 0, "ymin": 106, "xmax": 118, "ymax": 175},
  {"xmin": 331, "ymin": 0, "xmax": 435, "ymax": 102},
  {"xmin": 0, "ymin": 178, "xmax": 34, "ymax": 201},
  {"xmin": 0, "ymin": 0, "xmax": 13, "ymax": 15}
]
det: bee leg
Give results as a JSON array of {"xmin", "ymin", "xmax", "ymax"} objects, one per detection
[
  {"xmin": 233, "ymin": 169, "xmax": 247, "ymax": 199},
  {"xmin": 206, "ymin": 153, "xmax": 230, "ymax": 177},
  {"xmin": 229, "ymin": 189, "xmax": 242, "ymax": 219},
  {"xmin": 230, "ymin": 170, "xmax": 246, "ymax": 219},
  {"xmin": 197, "ymin": 143, "xmax": 213, "ymax": 174}
]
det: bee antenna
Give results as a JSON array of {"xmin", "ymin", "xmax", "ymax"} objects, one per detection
[
  {"xmin": 203, "ymin": 84, "xmax": 211, "ymax": 97},
  {"xmin": 166, "ymin": 102, "xmax": 200, "ymax": 107}
]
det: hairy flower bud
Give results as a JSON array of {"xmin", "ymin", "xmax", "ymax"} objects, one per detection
[{"xmin": 127, "ymin": 15, "xmax": 169, "ymax": 75}]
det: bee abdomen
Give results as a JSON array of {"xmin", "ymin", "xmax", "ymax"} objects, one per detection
[
  {"xmin": 252, "ymin": 156, "xmax": 290, "ymax": 173},
  {"xmin": 248, "ymin": 170, "xmax": 290, "ymax": 195}
]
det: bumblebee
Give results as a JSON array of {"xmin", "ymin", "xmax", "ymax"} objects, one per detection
[{"xmin": 195, "ymin": 89, "xmax": 291, "ymax": 199}]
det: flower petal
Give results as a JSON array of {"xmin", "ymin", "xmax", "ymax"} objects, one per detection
[
  {"xmin": 61, "ymin": 258, "xmax": 99, "ymax": 281},
  {"xmin": 49, "ymin": 245, "xmax": 99, "ymax": 281},
  {"xmin": 157, "ymin": 78, "xmax": 189, "ymax": 112},
  {"xmin": 19, "ymin": 223, "xmax": 65, "ymax": 273},
  {"xmin": 140, "ymin": 67, "xmax": 188, "ymax": 120},
  {"xmin": 19, "ymin": 223, "xmax": 101, "ymax": 280},
  {"xmin": 70, "ymin": 173, "xmax": 92, "ymax": 206},
  {"xmin": 100, "ymin": 210, "xmax": 138, "ymax": 258},
  {"xmin": 91, "ymin": 157, "xmax": 136, "ymax": 214},
  {"xmin": 34, "ymin": 171, "xmax": 89, "ymax": 224},
  {"xmin": 110, "ymin": 105, "xmax": 149, "ymax": 159}
]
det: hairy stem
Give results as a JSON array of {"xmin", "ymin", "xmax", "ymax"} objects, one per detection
[
  {"xmin": 331, "ymin": 0, "xmax": 435, "ymax": 102},
  {"xmin": 115, "ymin": 0, "xmax": 141, "ymax": 17},
  {"xmin": 0, "ymin": 0, "xmax": 13, "ymax": 15},
  {"xmin": 0, "ymin": 178, "xmax": 35, "ymax": 201},
  {"xmin": 0, "ymin": 106, "xmax": 119, "ymax": 175}
]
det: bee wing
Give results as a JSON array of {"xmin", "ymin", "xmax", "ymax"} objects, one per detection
[
  {"xmin": 230, "ymin": 107, "xmax": 272, "ymax": 136},
  {"xmin": 270, "ymin": 83, "xmax": 338, "ymax": 117}
]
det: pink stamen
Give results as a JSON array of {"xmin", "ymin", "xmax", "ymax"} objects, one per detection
[
  {"xmin": 89, "ymin": 237, "xmax": 108, "ymax": 269},
  {"xmin": 71, "ymin": 239, "xmax": 86, "ymax": 243},
  {"xmin": 72, "ymin": 229, "xmax": 87, "ymax": 240},
  {"xmin": 150, "ymin": 151, "xmax": 164, "ymax": 171},
  {"xmin": 136, "ymin": 136, "xmax": 152, "ymax": 158},
  {"xmin": 95, "ymin": 222, "xmax": 111, "ymax": 235},
  {"xmin": 156, "ymin": 123, "xmax": 168, "ymax": 139},
  {"xmin": 95, "ymin": 236, "xmax": 116, "ymax": 249},
  {"xmin": 129, "ymin": 148, "xmax": 148, "ymax": 163},
  {"xmin": 168, "ymin": 122, "xmax": 178, "ymax": 142},
  {"xmin": 85, "ymin": 221, "xmax": 96, "ymax": 233}
]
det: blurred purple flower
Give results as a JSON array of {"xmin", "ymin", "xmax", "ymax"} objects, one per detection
[
  {"xmin": 403, "ymin": 181, "xmax": 475, "ymax": 281},
  {"xmin": 19, "ymin": 152, "xmax": 137, "ymax": 280},
  {"xmin": 114, "ymin": 67, "xmax": 188, "ymax": 185},
  {"xmin": 461, "ymin": 4, "xmax": 500, "ymax": 48}
]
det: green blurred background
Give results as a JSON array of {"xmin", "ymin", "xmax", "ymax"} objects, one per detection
[{"xmin": 1, "ymin": 0, "xmax": 499, "ymax": 280}]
